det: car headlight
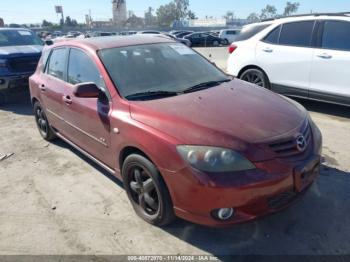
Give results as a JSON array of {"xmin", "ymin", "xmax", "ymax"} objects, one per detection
[
  {"xmin": 177, "ymin": 145, "xmax": 255, "ymax": 173},
  {"xmin": 0, "ymin": 59, "xmax": 7, "ymax": 68}
]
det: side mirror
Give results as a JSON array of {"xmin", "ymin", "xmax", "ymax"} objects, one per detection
[
  {"xmin": 73, "ymin": 82, "xmax": 100, "ymax": 98},
  {"xmin": 45, "ymin": 40, "xmax": 54, "ymax": 46}
]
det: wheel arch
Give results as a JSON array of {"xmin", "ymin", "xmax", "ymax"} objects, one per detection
[
  {"xmin": 118, "ymin": 146, "xmax": 152, "ymax": 172},
  {"xmin": 238, "ymin": 65, "xmax": 268, "ymax": 79}
]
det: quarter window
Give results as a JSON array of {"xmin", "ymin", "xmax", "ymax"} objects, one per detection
[
  {"xmin": 279, "ymin": 21, "xmax": 315, "ymax": 47},
  {"xmin": 47, "ymin": 48, "xmax": 67, "ymax": 80},
  {"xmin": 322, "ymin": 21, "xmax": 350, "ymax": 51},
  {"xmin": 263, "ymin": 25, "xmax": 281, "ymax": 44},
  {"xmin": 68, "ymin": 49, "xmax": 102, "ymax": 86}
]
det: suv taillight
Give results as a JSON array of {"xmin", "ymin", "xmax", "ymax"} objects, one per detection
[{"xmin": 228, "ymin": 45, "xmax": 237, "ymax": 54}]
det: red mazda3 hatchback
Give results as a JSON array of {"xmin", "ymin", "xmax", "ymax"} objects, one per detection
[{"xmin": 29, "ymin": 35, "xmax": 322, "ymax": 227}]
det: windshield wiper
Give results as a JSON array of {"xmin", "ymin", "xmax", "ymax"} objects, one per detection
[
  {"xmin": 125, "ymin": 90, "xmax": 180, "ymax": 100},
  {"xmin": 183, "ymin": 79, "xmax": 231, "ymax": 94}
]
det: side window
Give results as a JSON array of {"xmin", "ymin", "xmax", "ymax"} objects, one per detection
[
  {"xmin": 68, "ymin": 49, "xmax": 103, "ymax": 87},
  {"xmin": 41, "ymin": 49, "xmax": 51, "ymax": 72},
  {"xmin": 227, "ymin": 31, "xmax": 237, "ymax": 35},
  {"xmin": 279, "ymin": 21, "xmax": 315, "ymax": 47},
  {"xmin": 47, "ymin": 48, "xmax": 67, "ymax": 80},
  {"xmin": 322, "ymin": 21, "xmax": 350, "ymax": 51},
  {"xmin": 263, "ymin": 25, "xmax": 281, "ymax": 44}
]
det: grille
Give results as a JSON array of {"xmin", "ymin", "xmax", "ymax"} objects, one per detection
[
  {"xmin": 267, "ymin": 191, "xmax": 297, "ymax": 210},
  {"xmin": 268, "ymin": 121, "xmax": 311, "ymax": 158},
  {"xmin": 8, "ymin": 56, "xmax": 40, "ymax": 73}
]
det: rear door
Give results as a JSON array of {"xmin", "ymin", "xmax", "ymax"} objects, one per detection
[
  {"xmin": 40, "ymin": 47, "xmax": 68, "ymax": 131},
  {"xmin": 256, "ymin": 20, "xmax": 316, "ymax": 97},
  {"xmin": 309, "ymin": 20, "xmax": 350, "ymax": 104},
  {"xmin": 62, "ymin": 48, "xmax": 113, "ymax": 167}
]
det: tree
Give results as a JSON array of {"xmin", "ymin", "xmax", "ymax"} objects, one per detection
[
  {"xmin": 42, "ymin": 20, "xmax": 53, "ymax": 27},
  {"xmin": 145, "ymin": 6, "xmax": 156, "ymax": 26},
  {"xmin": 247, "ymin": 13, "xmax": 260, "ymax": 23},
  {"xmin": 64, "ymin": 16, "xmax": 78, "ymax": 27},
  {"xmin": 260, "ymin": 5, "xmax": 277, "ymax": 20},
  {"xmin": 126, "ymin": 14, "xmax": 144, "ymax": 27},
  {"xmin": 174, "ymin": 0, "xmax": 189, "ymax": 20},
  {"xmin": 187, "ymin": 10, "xmax": 197, "ymax": 20},
  {"xmin": 156, "ymin": 2, "xmax": 178, "ymax": 26},
  {"xmin": 284, "ymin": 2, "xmax": 300, "ymax": 16}
]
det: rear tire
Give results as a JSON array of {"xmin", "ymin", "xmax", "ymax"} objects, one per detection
[
  {"xmin": 240, "ymin": 68, "xmax": 270, "ymax": 89},
  {"xmin": 122, "ymin": 154, "xmax": 175, "ymax": 226},
  {"xmin": 33, "ymin": 101, "xmax": 56, "ymax": 141},
  {"xmin": 213, "ymin": 40, "xmax": 219, "ymax": 47}
]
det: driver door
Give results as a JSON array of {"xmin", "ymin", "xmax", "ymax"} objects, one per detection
[{"xmin": 62, "ymin": 48, "xmax": 114, "ymax": 168}]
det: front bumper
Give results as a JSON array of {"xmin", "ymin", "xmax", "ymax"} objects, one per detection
[
  {"xmin": 0, "ymin": 73, "xmax": 32, "ymax": 91},
  {"xmin": 161, "ymin": 154, "xmax": 321, "ymax": 227}
]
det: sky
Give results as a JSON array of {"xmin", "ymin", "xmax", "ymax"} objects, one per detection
[{"xmin": 1, "ymin": 0, "xmax": 350, "ymax": 24}]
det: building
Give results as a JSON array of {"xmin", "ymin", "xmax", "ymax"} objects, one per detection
[
  {"xmin": 112, "ymin": 0, "xmax": 127, "ymax": 26},
  {"xmin": 0, "ymin": 18, "xmax": 4, "ymax": 27},
  {"xmin": 188, "ymin": 18, "xmax": 227, "ymax": 28}
]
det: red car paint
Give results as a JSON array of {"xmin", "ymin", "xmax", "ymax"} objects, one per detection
[{"xmin": 29, "ymin": 36, "xmax": 322, "ymax": 227}]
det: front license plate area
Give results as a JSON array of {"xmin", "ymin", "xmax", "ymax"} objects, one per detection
[{"xmin": 294, "ymin": 159, "xmax": 320, "ymax": 192}]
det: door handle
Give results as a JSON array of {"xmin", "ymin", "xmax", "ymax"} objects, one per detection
[
  {"xmin": 63, "ymin": 95, "xmax": 72, "ymax": 105},
  {"xmin": 317, "ymin": 53, "xmax": 332, "ymax": 59},
  {"xmin": 39, "ymin": 84, "xmax": 46, "ymax": 92},
  {"xmin": 262, "ymin": 47, "xmax": 273, "ymax": 53}
]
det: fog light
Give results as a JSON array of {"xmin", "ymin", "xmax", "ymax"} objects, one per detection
[{"xmin": 216, "ymin": 208, "xmax": 234, "ymax": 220}]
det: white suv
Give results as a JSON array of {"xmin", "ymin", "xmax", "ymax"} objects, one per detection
[
  {"xmin": 227, "ymin": 14, "xmax": 350, "ymax": 106},
  {"xmin": 219, "ymin": 29, "xmax": 241, "ymax": 44}
]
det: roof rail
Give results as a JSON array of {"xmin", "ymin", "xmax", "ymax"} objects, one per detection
[{"xmin": 261, "ymin": 11, "xmax": 350, "ymax": 22}]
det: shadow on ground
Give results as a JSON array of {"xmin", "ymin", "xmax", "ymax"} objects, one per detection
[{"xmin": 0, "ymin": 90, "xmax": 32, "ymax": 116}]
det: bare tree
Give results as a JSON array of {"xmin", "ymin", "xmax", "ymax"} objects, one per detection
[
  {"xmin": 284, "ymin": 2, "xmax": 300, "ymax": 16},
  {"xmin": 260, "ymin": 5, "xmax": 277, "ymax": 20},
  {"xmin": 247, "ymin": 13, "xmax": 260, "ymax": 23}
]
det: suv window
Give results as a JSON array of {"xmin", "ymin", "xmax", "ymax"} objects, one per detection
[
  {"xmin": 47, "ymin": 48, "xmax": 67, "ymax": 80},
  {"xmin": 235, "ymin": 24, "xmax": 271, "ymax": 41},
  {"xmin": 322, "ymin": 21, "xmax": 350, "ymax": 51},
  {"xmin": 279, "ymin": 21, "xmax": 315, "ymax": 47},
  {"xmin": 68, "ymin": 49, "xmax": 102, "ymax": 86},
  {"xmin": 226, "ymin": 30, "xmax": 237, "ymax": 35},
  {"xmin": 263, "ymin": 25, "xmax": 281, "ymax": 44}
]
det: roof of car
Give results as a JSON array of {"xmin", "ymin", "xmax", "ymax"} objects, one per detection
[
  {"xmin": 53, "ymin": 34, "xmax": 175, "ymax": 50},
  {"xmin": 245, "ymin": 13, "xmax": 350, "ymax": 28}
]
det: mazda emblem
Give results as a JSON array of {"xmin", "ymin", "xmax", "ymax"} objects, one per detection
[{"xmin": 296, "ymin": 135, "xmax": 307, "ymax": 152}]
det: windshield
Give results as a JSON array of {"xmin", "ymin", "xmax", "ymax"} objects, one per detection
[
  {"xmin": 99, "ymin": 43, "xmax": 228, "ymax": 99},
  {"xmin": 0, "ymin": 30, "xmax": 43, "ymax": 47},
  {"xmin": 235, "ymin": 23, "xmax": 271, "ymax": 42}
]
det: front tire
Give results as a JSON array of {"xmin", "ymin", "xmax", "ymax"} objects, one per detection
[
  {"xmin": 240, "ymin": 68, "xmax": 270, "ymax": 89},
  {"xmin": 33, "ymin": 101, "xmax": 56, "ymax": 141},
  {"xmin": 122, "ymin": 154, "xmax": 175, "ymax": 226}
]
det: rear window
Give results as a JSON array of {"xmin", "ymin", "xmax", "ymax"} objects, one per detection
[
  {"xmin": 235, "ymin": 24, "xmax": 271, "ymax": 41},
  {"xmin": 279, "ymin": 21, "xmax": 315, "ymax": 47},
  {"xmin": 322, "ymin": 21, "xmax": 350, "ymax": 51}
]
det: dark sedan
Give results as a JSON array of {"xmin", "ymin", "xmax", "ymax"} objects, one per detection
[{"xmin": 184, "ymin": 32, "xmax": 227, "ymax": 47}]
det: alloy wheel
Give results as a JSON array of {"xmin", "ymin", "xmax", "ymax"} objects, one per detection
[
  {"xmin": 35, "ymin": 106, "xmax": 48, "ymax": 137},
  {"xmin": 129, "ymin": 166, "xmax": 160, "ymax": 218},
  {"xmin": 241, "ymin": 71, "xmax": 265, "ymax": 88}
]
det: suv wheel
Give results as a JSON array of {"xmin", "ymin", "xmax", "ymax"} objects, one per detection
[
  {"xmin": 240, "ymin": 68, "xmax": 270, "ymax": 89},
  {"xmin": 122, "ymin": 154, "xmax": 175, "ymax": 226},
  {"xmin": 33, "ymin": 101, "xmax": 56, "ymax": 141},
  {"xmin": 213, "ymin": 40, "xmax": 219, "ymax": 46}
]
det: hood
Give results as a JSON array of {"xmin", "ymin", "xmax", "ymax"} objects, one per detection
[
  {"xmin": 129, "ymin": 79, "xmax": 306, "ymax": 147},
  {"xmin": 0, "ymin": 45, "xmax": 43, "ymax": 58}
]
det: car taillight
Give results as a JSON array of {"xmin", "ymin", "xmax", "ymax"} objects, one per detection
[{"xmin": 228, "ymin": 45, "xmax": 237, "ymax": 54}]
